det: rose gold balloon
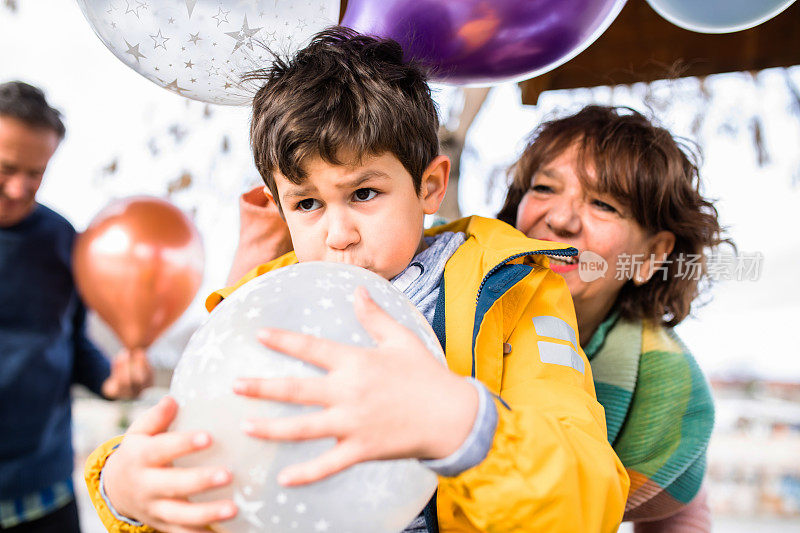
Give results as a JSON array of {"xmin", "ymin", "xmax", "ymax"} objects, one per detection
[{"xmin": 73, "ymin": 196, "xmax": 204, "ymax": 350}]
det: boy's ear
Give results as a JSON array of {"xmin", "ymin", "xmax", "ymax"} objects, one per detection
[{"xmin": 420, "ymin": 155, "xmax": 450, "ymax": 215}]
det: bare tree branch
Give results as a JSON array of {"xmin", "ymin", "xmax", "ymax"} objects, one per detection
[{"xmin": 437, "ymin": 87, "xmax": 491, "ymax": 221}]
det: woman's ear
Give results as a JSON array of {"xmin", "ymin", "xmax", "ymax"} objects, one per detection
[
  {"xmin": 420, "ymin": 155, "xmax": 450, "ymax": 215},
  {"xmin": 636, "ymin": 231, "xmax": 676, "ymax": 284}
]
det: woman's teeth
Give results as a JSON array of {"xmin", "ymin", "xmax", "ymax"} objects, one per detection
[{"xmin": 550, "ymin": 256, "xmax": 578, "ymax": 265}]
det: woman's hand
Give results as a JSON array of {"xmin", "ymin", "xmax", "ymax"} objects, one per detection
[
  {"xmin": 233, "ymin": 286, "xmax": 478, "ymax": 486},
  {"xmin": 102, "ymin": 396, "xmax": 237, "ymax": 532}
]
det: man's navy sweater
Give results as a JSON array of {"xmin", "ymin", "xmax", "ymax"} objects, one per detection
[{"xmin": 0, "ymin": 204, "xmax": 110, "ymax": 499}]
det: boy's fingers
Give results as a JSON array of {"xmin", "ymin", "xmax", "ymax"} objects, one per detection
[
  {"xmin": 147, "ymin": 498, "xmax": 237, "ymax": 528},
  {"xmin": 126, "ymin": 396, "xmax": 179, "ymax": 436},
  {"xmin": 277, "ymin": 441, "xmax": 362, "ymax": 486},
  {"xmin": 353, "ymin": 286, "xmax": 412, "ymax": 346},
  {"xmin": 241, "ymin": 410, "xmax": 341, "ymax": 441},
  {"xmin": 139, "ymin": 430, "xmax": 214, "ymax": 466},
  {"xmin": 144, "ymin": 467, "xmax": 232, "ymax": 499},
  {"xmin": 233, "ymin": 377, "xmax": 332, "ymax": 405},
  {"xmin": 257, "ymin": 329, "xmax": 348, "ymax": 370}
]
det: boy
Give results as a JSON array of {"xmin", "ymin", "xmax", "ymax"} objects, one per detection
[{"xmin": 85, "ymin": 29, "xmax": 628, "ymax": 532}]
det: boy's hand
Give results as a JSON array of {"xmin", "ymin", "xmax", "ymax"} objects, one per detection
[
  {"xmin": 233, "ymin": 286, "xmax": 478, "ymax": 487},
  {"xmin": 103, "ymin": 396, "xmax": 237, "ymax": 532},
  {"xmin": 102, "ymin": 348, "xmax": 154, "ymax": 400}
]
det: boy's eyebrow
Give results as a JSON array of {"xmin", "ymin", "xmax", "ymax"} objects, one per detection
[
  {"xmin": 281, "ymin": 170, "xmax": 391, "ymax": 200},
  {"xmin": 337, "ymin": 170, "xmax": 391, "ymax": 189}
]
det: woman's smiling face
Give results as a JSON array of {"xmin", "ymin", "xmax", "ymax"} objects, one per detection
[{"xmin": 515, "ymin": 144, "xmax": 661, "ymax": 321}]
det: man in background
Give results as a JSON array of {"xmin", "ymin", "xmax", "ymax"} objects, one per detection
[{"xmin": 0, "ymin": 81, "xmax": 151, "ymax": 532}]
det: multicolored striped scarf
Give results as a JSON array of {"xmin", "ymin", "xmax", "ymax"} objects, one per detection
[{"xmin": 584, "ymin": 312, "xmax": 714, "ymax": 521}]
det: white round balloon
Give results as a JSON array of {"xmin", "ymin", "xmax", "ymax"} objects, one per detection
[
  {"xmin": 75, "ymin": 0, "xmax": 340, "ymax": 105},
  {"xmin": 170, "ymin": 262, "xmax": 441, "ymax": 533},
  {"xmin": 646, "ymin": 0, "xmax": 796, "ymax": 34}
]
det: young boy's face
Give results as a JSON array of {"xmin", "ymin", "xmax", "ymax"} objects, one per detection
[{"xmin": 271, "ymin": 151, "xmax": 448, "ymax": 280}]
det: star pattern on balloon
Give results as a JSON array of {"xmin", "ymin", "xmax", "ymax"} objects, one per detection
[
  {"xmin": 149, "ymin": 29, "xmax": 170, "ymax": 50},
  {"xmin": 362, "ymin": 476, "xmax": 392, "ymax": 508},
  {"xmin": 124, "ymin": 0, "xmax": 147, "ymax": 19},
  {"xmin": 233, "ymin": 490, "xmax": 266, "ymax": 528},
  {"xmin": 250, "ymin": 464, "xmax": 270, "ymax": 485},
  {"xmin": 82, "ymin": 0, "xmax": 338, "ymax": 104},
  {"xmin": 225, "ymin": 15, "xmax": 262, "ymax": 53},
  {"xmin": 315, "ymin": 278, "xmax": 335, "ymax": 291},
  {"xmin": 124, "ymin": 39, "xmax": 146, "ymax": 63},
  {"xmin": 212, "ymin": 6, "xmax": 231, "ymax": 27},
  {"xmin": 163, "ymin": 79, "xmax": 189, "ymax": 95}
]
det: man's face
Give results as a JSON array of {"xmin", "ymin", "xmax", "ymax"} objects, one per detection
[
  {"xmin": 273, "ymin": 152, "xmax": 445, "ymax": 280},
  {"xmin": 0, "ymin": 116, "xmax": 59, "ymax": 227}
]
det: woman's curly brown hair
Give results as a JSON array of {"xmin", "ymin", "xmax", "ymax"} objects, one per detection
[{"xmin": 498, "ymin": 105, "xmax": 732, "ymax": 327}]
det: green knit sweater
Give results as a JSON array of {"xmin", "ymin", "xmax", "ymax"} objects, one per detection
[{"xmin": 585, "ymin": 312, "xmax": 714, "ymax": 521}]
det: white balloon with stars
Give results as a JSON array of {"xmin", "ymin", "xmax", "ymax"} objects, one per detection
[
  {"xmin": 170, "ymin": 262, "xmax": 441, "ymax": 533},
  {"xmin": 76, "ymin": 0, "xmax": 340, "ymax": 105}
]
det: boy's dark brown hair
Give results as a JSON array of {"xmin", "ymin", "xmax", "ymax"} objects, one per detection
[
  {"xmin": 245, "ymin": 27, "xmax": 439, "ymax": 211},
  {"xmin": 498, "ymin": 105, "xmax": 732, "ymax": 328}
]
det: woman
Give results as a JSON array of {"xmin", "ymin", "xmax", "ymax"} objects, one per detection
[{"xmin": 498, "ymin": 105, "xmax": 727, "ymax": 530}]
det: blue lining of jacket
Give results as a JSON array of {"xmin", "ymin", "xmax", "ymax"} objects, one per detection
[{"xmin": 471, "ymin": 264, "xmax": 533, "ymax": 378}]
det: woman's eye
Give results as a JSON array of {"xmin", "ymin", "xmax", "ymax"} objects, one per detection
[
  {"xmin": 297, "ymin": 198, "xmax": 320, "ymax": 212},
  {"xmin": 531, "ymin": 184, "xmax": 552, "ymax": 193},
  {"xmin": 353, "ymin": 188, "xmax": 377, "ymax": 202},
  {"xmin": 592, "ymin": 199, "xmax": 617, "ymax": 213}
]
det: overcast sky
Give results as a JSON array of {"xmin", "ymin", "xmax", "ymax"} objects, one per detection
[{"xmin": 2, "ymin": 0, "xmax": 798, "ymax": 379}]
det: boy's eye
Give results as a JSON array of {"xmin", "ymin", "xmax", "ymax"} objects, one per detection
[
  {"xmin": 296, "ymin": 198, "xmax": 320, "ymax": 212},
  {"xmin": 353, "ymin": 188, "xmax": 377, "ymax": 202}
]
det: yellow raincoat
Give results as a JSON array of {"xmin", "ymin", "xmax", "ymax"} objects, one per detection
[{"xmin": 85, "ymin": 216, "xmax": 628, "ymax": 532}]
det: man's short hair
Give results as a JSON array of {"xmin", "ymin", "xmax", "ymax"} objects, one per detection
[
  {"xmin": 246, "ymin": 27, "xmax": 439, "ymax": 210},
  {"xmin": 0, "ymin": 81, "xmax": 66, "ymax": 139}
]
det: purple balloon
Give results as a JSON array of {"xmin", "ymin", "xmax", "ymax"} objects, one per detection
[{"xmin": 341, "ymin": 0, "xmax": 627, "ymax": 85}]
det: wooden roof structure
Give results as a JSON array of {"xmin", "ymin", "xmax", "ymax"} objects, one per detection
[{"xmin": 519, "ymin": 1, "xmax": 800, "ymax": 104}]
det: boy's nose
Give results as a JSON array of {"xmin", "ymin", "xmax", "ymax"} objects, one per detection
[
  {"xmin": 546, "ymin": 198, "xmax": 582, "ymax": 237},
  {"xmin": 325, "ymin": 209, "xmax": 360, "ymax": 250}
]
